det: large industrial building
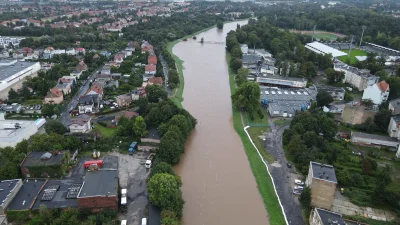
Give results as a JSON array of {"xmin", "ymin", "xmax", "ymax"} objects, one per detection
[
  {"xmin": 305, "ymin": 41, "xmax": 347, "ymax": 58},
  {"xmin": 260, "ymin": 86, "xmax": 316, "ymax": 117},
  {"xmin": 0, "ymin": 60, "xmax": 40, "ymax": 99},
  {"xmin": 0, "ymin": 119, "xmax": 39, "ymax": 147},
  {"xmin": 256, "ymin": 75, "xmax": 307, "ymax": 88}
]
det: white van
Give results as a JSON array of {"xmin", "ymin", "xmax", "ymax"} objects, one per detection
[
  {"xmin": 121, "ymin": 220, "xmax": 127, "ymax": 225},
  {"xmin": 141, "ymin": 218, "xmax": 147, "ymax": 225}
]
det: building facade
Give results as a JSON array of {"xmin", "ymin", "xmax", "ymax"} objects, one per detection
[{"xmin": 362, "ymin": 80, "xmax": 389, "ymax": 105}]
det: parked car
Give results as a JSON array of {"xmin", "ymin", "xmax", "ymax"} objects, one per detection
[
  {"xmin": 294, "ymin": 186, "xmax": 304, "ymax": 190},
  {"xmin": 293, "ymin": 190, "xmax": 302, "ymax": 195},
  {"xmin": 294, "ymin": 179, "xmax": 304, "ymax": 186},
  {"xmin": 286, "ymin": 163, "xmax": 292, "ymax": 168}
]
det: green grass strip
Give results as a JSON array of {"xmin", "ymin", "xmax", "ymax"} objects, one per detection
[{"xmin": 227, "ymin": 53, "xmax": 286, "ymax": 225}]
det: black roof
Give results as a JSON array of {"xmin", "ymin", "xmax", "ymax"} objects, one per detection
[
  {"xmin": 316, "ymin": 208, "xmax": 345, "ymax": 225},
  {"xmin": 242, "ymin": 54, "xmax": 260, "ymax": 63},
  {"xmin": 32, "ymin": 179, "xmax": 78, "ymax": 210},
  {"xmin": 143, "ymin": 129, "xmax": 160, "ymax": 140},
  {"xmin": 0, "ymin": 179, "xmax": 21, "ymax": 207},
  {"xmin": 7, "ymin": 179, "xmax": 46, "ymax": 211},
  {"xmin": 21, "ymin": 151, "xmax": 64, "ymax": 168},
  {"xmin": 148, "ymin": 202, "xmax": 161, "ymax": 225},
  {"xmin": 78, "ymin": 170, "xmax": 118, "ymax": 198},
  {"xmin": 310, "ymin": 161, "xmax": 337, "ymax": 183},
  {"xmin": 102, "ymin": 156, "xmax": 118, "ymax": 169}
]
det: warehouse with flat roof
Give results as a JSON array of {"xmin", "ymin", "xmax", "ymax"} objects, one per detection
[
  {"xmin": 0, "ymin": 60, "xmax": 40, "ymax": 99},
  {"xmin": 0, "ymin": 119, "xmax": 38, "ymax": 147},
  {"xmin": 305, "ymin": 41, "xmax": 347, "ymax": 58}
]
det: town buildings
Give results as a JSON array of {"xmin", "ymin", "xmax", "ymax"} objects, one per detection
[
  {"xmin": 387, "ymin": 114, "xmax": 400, "ymax": 139},
  {"xmin": 20, "ymin": 151, "xmax": 68, "ymax": 178},
  {"xmin": 0, "ymin": 179, "xmax": 22, "ymax": 215},
  {"xmin": 389, "ymin": 98, "xmax": 400, "ymax": 115},
  {"xmin": 305, "ymin": 161, "xmax": 337, "ymax": 210},
  {"xmin": 257, "ymin": 75, "xmax": 307, "ymax": 88},
  {"xmin": 0, "ymin": 119, "xmax": 39, "ymax": 147},
  {"xmin": 44, "ymin": 88, "xmax": 64, "ymax": 104},
  {"xmin": 351, "ymin": 131, "xmax": 399, "ymax": 149},
  {"xmin": 316, "ymin": 86, "xmax": 346, "ymax": 101},
  {"xmin": 334, "ymin": 64, "xmax": 378, "ymax": 91},
  {"xmin": 69, "ymin": 118, "xmax": 92, "ymax": 133},
  {"xmin": 309, "ymin": 208, "xmax": 346, "ymax": 225},
  {"xmin": 362, "ymin": 80, "xmax": 389, "ymax": 105}
]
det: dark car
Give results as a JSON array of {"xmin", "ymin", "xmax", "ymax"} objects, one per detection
[{"xmin": 287, "ymin": 163, "xmax": 292, "ymax": 168}]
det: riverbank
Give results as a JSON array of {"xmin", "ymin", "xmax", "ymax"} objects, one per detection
[{"xmin": 226, "ymin": 53, "xmax": 286, "ymax": 225}]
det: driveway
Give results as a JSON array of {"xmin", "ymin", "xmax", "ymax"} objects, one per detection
[
  {"xmin": 110, "ymin": 152, "xmax": 150, "ymax": 225},
  {"xmin": 263, "ymin": 116, "xmax": 305, "ymax": 225},
  {"xmin": 59, "ymin": 67, "xmax": 102, "ymax": 127},
  {"xmin": 159, "ymin": 54, "xmax": 173, "ymax": 96},
  {"xmin": 66, "ymin": 156, "xmax": 89, "ymax": 182}
]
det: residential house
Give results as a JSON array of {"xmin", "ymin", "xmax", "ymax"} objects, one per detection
[
  {"xmin": 147, "ymin": 77, "xmax": 163, "ymax": 86},
  {"xmin": 334, "ymin": 64, "xmax": 378, "ymax": 90},
  {"xmin": 96, "ymin": 74, "xmax": 112, "ymax": 83},
  {"xmin": 114, "ymin": 54, "xmax": 123, "ymax": 64},
  {"xmin": 115, "ymin": 111, "xmax": 139, "ymax": 124},
  {"xmin": 316, "ymin": 86, "xmax": 346, "ymax": 101},
  {"xmin": 362, "ymin": 80, "xmax": 389, "ymax": 105},
  {"xmin": 141, "ymin": 41, "xmax": 153, "ymax": 54},
  {"xmin": 254, "ymin": 49, "xmax": 272, "ymax": 58},
  {"xmin": 148, "ymin": 55, "xmax": 157, "ymax": 65},
  {"xmin": 145, "ymin": 65, "xmax": 156, "ymax": 75},
  {"xmin": 85, "ymin": 82, "xmax": 103, "ymax": 98},
  {"xmin": 305, "ymin": 161, "xmax": 337, "ymax": 210},
  {"xmin": 24, "ymin": 53, "xmax": 38, "ymax": 60},
  {"xmin": 309, "ymin": 208, "xmax": 345, "ymax": 225},
  {"xmin": 70, "ymin": 70, "xmax": 83, "ymax": 79},
  {"xmin": 388, "ymin": 114, "xmax": 400, "ymax": 140},
  {"xmin": 131, "ymin": 88, "xmax": 146, "ymax": 101},
  {"xmin": 389, "ymin": 98, "xmax": 400, "ymax": 115},
  {"xmin": 44, "ymin": 88, "xmax": 63, "ymax": 104},
  {"xmin": 76, "ymin": 48, "xmax": 86, "ymax": 55},
  {"xmin": 242, "ymin": 54, "xmax": 260, "ymax": 67},
  {"xmin": 66, "ymin": 48, "xmax": 76, "ymax": 55},
  {"xmin": 58, "ymin": 77, "xmax": 75, "ymax": 87},
  {"xmin": 78, "ymin": 94, "xmax": 99, "ymax": 114},
  {"xmin": 55, "ymin": 83, "xmax": 71, "ymax": 95},
  {"xmin": 12, "ymin": 51, "xmax": 23, "ymax": 59},
  {"xmin": 69, "ymin": 118, "xmax": 92, "ymax": 133},
  {"xmin": 75, "ymin": 61, "xmax": 88, "ymax": 72},
  {"xmin": 28, "ymin": 18, "xmax": 41, "ymax": 27},
  {"xmin": 21, "ymin": 47, "xmax": 33, "ymax": 55},
  {"xmin": 101, "ymin": 66, "xmax": 111, "ymax": 75},
  {"xmin": 115, "ymin": 94, "xmax": 132, "ymax": 107}
]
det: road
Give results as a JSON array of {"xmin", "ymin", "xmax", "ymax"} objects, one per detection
[
  {"xmin": 263, "ymin": 116, "xmax": 305, "ymax": 225},
  {"xmin": 59, "ymin": 68, "xmax": 101, "ymax": 127},
  {"xmin": 158, "ymin": 54, "xmax": 172, "ymax": 96}
]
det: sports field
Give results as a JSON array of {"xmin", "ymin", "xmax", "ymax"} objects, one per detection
[
  {"xmin": 289, "ymin": 30, "xmax": 345, "ymax": 40},
  {"xmin": 337, "ymin": 49, "xmax": 368, "ymax": 64}
]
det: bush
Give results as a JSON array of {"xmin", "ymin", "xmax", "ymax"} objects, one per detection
[
  {"xmin": 257, "ymin": 109, "xmax": 264, "ymax": 119},
  {"xmin": 97, "ymin": 121, "xmax": 107, "ymax": 127}
]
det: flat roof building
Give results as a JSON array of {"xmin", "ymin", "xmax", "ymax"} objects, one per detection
[
  {"xmin": 77, "ymin": 169, "xmax": 119, "ymax": 212},
  {"xmin": 310, "ymin": 208, "xmax": 346, "ymax": 225},
  {"xmin": 20, "ymin": 151, "xmax": 68, "ymax": 178},
  {"xmin": 305, "ymin": 162, "xmax": 337, "ymax": 210},
  {"xmin": 0, "ymin": 179, "xmax": 22, "ymax": 215},
  {"xmin": 6, "ymin": 179, "xmax": 47, "ymax": 211},
  {"xmin": 32, "ymin": 179, "xmax": 79, "ymax": 210},
  {"xmin": 350, "ymin": 131, "xmax": 399, "ymax": 149},
  {"xmin": 0, "ymin": 60, "xmax": 40, "ymax": 99},
  {"xmin": 257, "ymin": 75, "xmax": 307, "ymax": 88},
  {"xmin": 316, "ymin": 86, "xmax": 346, "ymax": 101},
  {"xmin": 305, "ymin": 41, "xmax": 347, "ymax": 58},
  {"xmin": 0, "ymin": 119, "xmax": 38, "ymax": 147}
]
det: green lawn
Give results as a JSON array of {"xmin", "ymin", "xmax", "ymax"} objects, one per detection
[
  {"xmin": 227, "ymin": 53, "xmax": 286, "ymax": 225},
  {"xmin": 337, "ymin": 49, "xmax": 368, "ymax": 65},
  {"xmin": 313, "ymin": 33, "xmax": 340, "ymax": 40},
  {"xmin": 93, "ymin": 124, "xmax": 116, "ymax": 138},
  {"xmin": 274, "ymin": 119, "xmax": 291, "ymax": 127}
]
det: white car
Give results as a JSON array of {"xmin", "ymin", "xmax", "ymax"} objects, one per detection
[
  {"xmin": 294, "ymin": 186, "xmax": 304, "ymax": 190},
  {"xmin": 294, "ymin": 179, "xmax": 304, "ymax": 186},
  {"xmin": 293, "ymin": 190, "xmax": 302, "ymax": 195}
]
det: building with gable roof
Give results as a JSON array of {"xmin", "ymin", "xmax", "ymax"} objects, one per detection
[
  {"xmin": 44, "ymin": 88, "xmax": 63, "ymax": 104},
  {"xmin": 362, "ymin": 80, "xmax": 389, "ymax": 105}
]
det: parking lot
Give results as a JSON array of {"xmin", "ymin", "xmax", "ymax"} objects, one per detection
[{"xmin": 110, "ymin": 151, "xmax": 150, "ymax": 225}]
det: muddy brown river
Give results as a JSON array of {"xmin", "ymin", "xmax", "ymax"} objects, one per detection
[{"xmin": 173, "ymin": 20, "xmax": 269, "ymax": 225}]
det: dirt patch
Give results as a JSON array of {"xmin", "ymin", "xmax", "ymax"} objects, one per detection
[{"xmin": 341, "ymin": 105, "xmax": 376, "ymax": 125}]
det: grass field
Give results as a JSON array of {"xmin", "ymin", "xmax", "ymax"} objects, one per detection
[
  {"xmin": 313, "ymin": 33, "xmax": 340, "ymax": 40},
  {"xmin": 227, "ymin": 53, "xmax": 286, "ymax": 225},
  {"xmin": 93, "ymin": 124, "xmax": 116, "ymax": 138},
  {"xmin": 289, "ymin": 30, "xmax": 345, "ymax": 40},
  {"xmin": 337, "ymin": 49, "xmax": 368, "ymax": 64}
]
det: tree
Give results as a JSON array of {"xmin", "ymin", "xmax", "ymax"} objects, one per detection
[
  {"xmin": 230, "ymin": 57, "xmax": 242, "ymax": 73},
  {"xmin": 133, "ymin": 116, "xmax": 147, "ymax": 137},
  {"xmin": 167, "ymin": 115, "xmax": 191, "ymax": 139},
  {"xmin": 149, "ymin": 162, "xmax": 176, "ymax": 179},
  {"xmin": 316, "ymin": 90, "xmax": 333, "ymax": 107},
  {"xmin": 374, "ymin": 109, "xmax": 392, "ymax": 132},
  {"xmin": 231, "ymin": 82, "xmax": 260, "ymax": 113},
  {"xmin": 15, "ymin": 139, "xmax": 29, "ymax": 153},
  {"xmin": 325, "ymin": 68, "xmax": 344, "ymax": 84},
  {"xmin": 299, "ymin": 186, "xmax": 311, "ymax": 211},
  {"xmin": 217, "ymin": 20, "xmax": 223, "ymax": 29},
  {"xmin": 235, "ymin": 68, "xmax": 249, "ymax": 87},
  {"xmin": 147, "ymin": 173, "xmax": 184, "ymax": 217},
  {"xmin": 45, "ymin": 120, "xmax": 67, "ymax": 135},
  {"xmin": 231, "ymin": 46, "xmax": 242, "ymax": 59},
  {"xmin": 161, "ymin": 210, "xmax": 180, "ymax": 225},
  {"xmin": 374, "ymin": 166, "xmax": 392, "ymax": 202},
  {"xmin": 146, "ymin": 85, "xmax": 167, "ymax": 103},
  {"xmin": 361, "ymin": 99, "xmax": 373, "ymax": 108},
  {"xmin": 158, "ymin": 129, "xmax": 184, "ymax": 164},
  {"xmin": 41, "ymin": 104, "xmax": 55, "ymax": 117}
]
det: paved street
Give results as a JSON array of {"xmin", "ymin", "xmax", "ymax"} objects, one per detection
[
  {"xmin": 159, "ymin": 54, "xmax": 173, "ymax": 96},
  {"xmin": 263, "ymin": 117, "xmax": 305, "ymax": 225},
  {"xmin": 59, "ymin": 68, "xmax": 101, "ymax": 127}
]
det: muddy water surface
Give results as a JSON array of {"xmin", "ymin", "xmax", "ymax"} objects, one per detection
[{"xmin": 173, "ymin": 20, "xmax": 269, "ymax": 225}]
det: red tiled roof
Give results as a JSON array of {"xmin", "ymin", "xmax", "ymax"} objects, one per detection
[
  {"xmin": 377, "ymin": 80, "xmax": 389, "ymax": 93},
  {"xmin": 148, "ymin": 77, "xmax": 163, "ymax": 85},
  {"xmin": 86, "ymin": 82, "xmax": 103, "ymax": 95},
  {"xmin": 46, "ymin": 87, "xmax": 63, "ymax": 98},
  {"xmin": 148, "ymin": 55, "xmax": 157, "ymax": 65},
  {"xmin": 145, "ymin": 65, "xmax": 156, "ymax": 72}
]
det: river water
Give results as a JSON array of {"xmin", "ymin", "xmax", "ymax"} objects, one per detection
[{"xmin": 173, "ymin": 21, "xmax": 269, "ymax": 225}]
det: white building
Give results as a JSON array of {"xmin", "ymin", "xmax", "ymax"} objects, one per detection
[
  {"xmin": 305, "ymin": 41, "xmax": 347, "ymax": 58},
  {"xmin": 0, "ymin": 36, "xmax": 25, "ymax": 48},
  {"xmin": 254, "ymin": 49, "xmax": 272, "ymax": 58},
  {"xmin": 334, "ymin": 64, "xmax": 378, "ymax": 90},
  {"xmin": 256, "ymin": 75, "xmax": 307, "ymax": 88},
  {"xmin": 362, "ymin": 80, "xmax": 389, "ymax": 105},
  {"xmin": 0, "ymin": 119, "xmax": 39, "ymax": 147},
  {"xmin": 388, "ymin": 115, "xmax": 400, "ymax": 140},
  {"xmin": 69, "ymin": 118, "xmax": 92, "ymax": 133},
  {"xmin": 0, "ymin": 60, "xmax": 40, "ymax": 99},
  {"xmin": 240, "ymin": 44, "xmax": 248, "ymax": 54}
]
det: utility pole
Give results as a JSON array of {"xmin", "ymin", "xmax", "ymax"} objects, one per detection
[
  {"xmin": 348, "ymin": 35, "xmax": 354, "ymax": 61},
  {"xmin": 312, "ymin": 25, "xmax": 316, "ymax": 42},
  {"xmin": 359, "ymin": 25, "xmax": 366, "ymax": 48}
]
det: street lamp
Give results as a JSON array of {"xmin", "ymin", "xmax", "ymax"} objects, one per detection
[{"xmin": 359, "ymin": 25, "xmax": 366, "ymax": 48}]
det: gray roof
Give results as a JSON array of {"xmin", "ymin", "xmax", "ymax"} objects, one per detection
[
  {"xmin": 310, "ymin": 161, "xmax": 337, "ymax": 183},
  {"xmin": 0, "ymin": 179, "xmax": 20, "ymax": 207},
  {"xmin": 56, "ymin": 83, "xmax": 69, "ymax": 89},
  {"xmin": 389, "ymin": 98, "xmax": 400, "ymax": 110},
  {"xmin": 392, "ymin": 114, "xmax": 400, "ymax": 123},
  {"xmin": 21, "ymin": 151, "xmax": 65, "ymax": 168},
  {"xmin": 351, "ymin": 131, "xmax": 398, "ymax": 143},
  {"xmin": 149, "ymin": 202, "xmax": 161, "ymax": 225},
  {"xmin": 32, "ymin": 179, "xmax": 78, "ymax": 210},
  {"xmin": 7, "ymin": 179, "xmax": 46, "ymax": 211},
  {"xmin": 242, "ymin": 54, "xmax": 260, "ymax": 63},
  {"xmin": 0, "ymin": 104, "xmax": 21, "ymax": 112},
  {"xmin": 316, "ymin": 208, "xmax": 345, "ymax": 225},
  {"xmin": 78, "ymin": 170, "xmax": 118, "ymax": 198},
  {"xmin": 0, "ymin": 60, "xmax": 38, "ymax": 82},
  {"xmin": 316, "ymin": 86, "xmax": 345, "ymax": 93}
]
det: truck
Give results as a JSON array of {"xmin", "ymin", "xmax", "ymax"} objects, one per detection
[
  {"xmin": 83, "ymin": 160, "xmax": 103, "ymax": 169},
  {"xmin": 128, "ymin": 142, "xmax": 137, "ymax": 155},
  {"xmin": 145, "ymin": 153, "xmax": 156, "ymax": 169},
  {"xmin": 121, "ymin": 188, "xmax": 127, "ymax": 211}
]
